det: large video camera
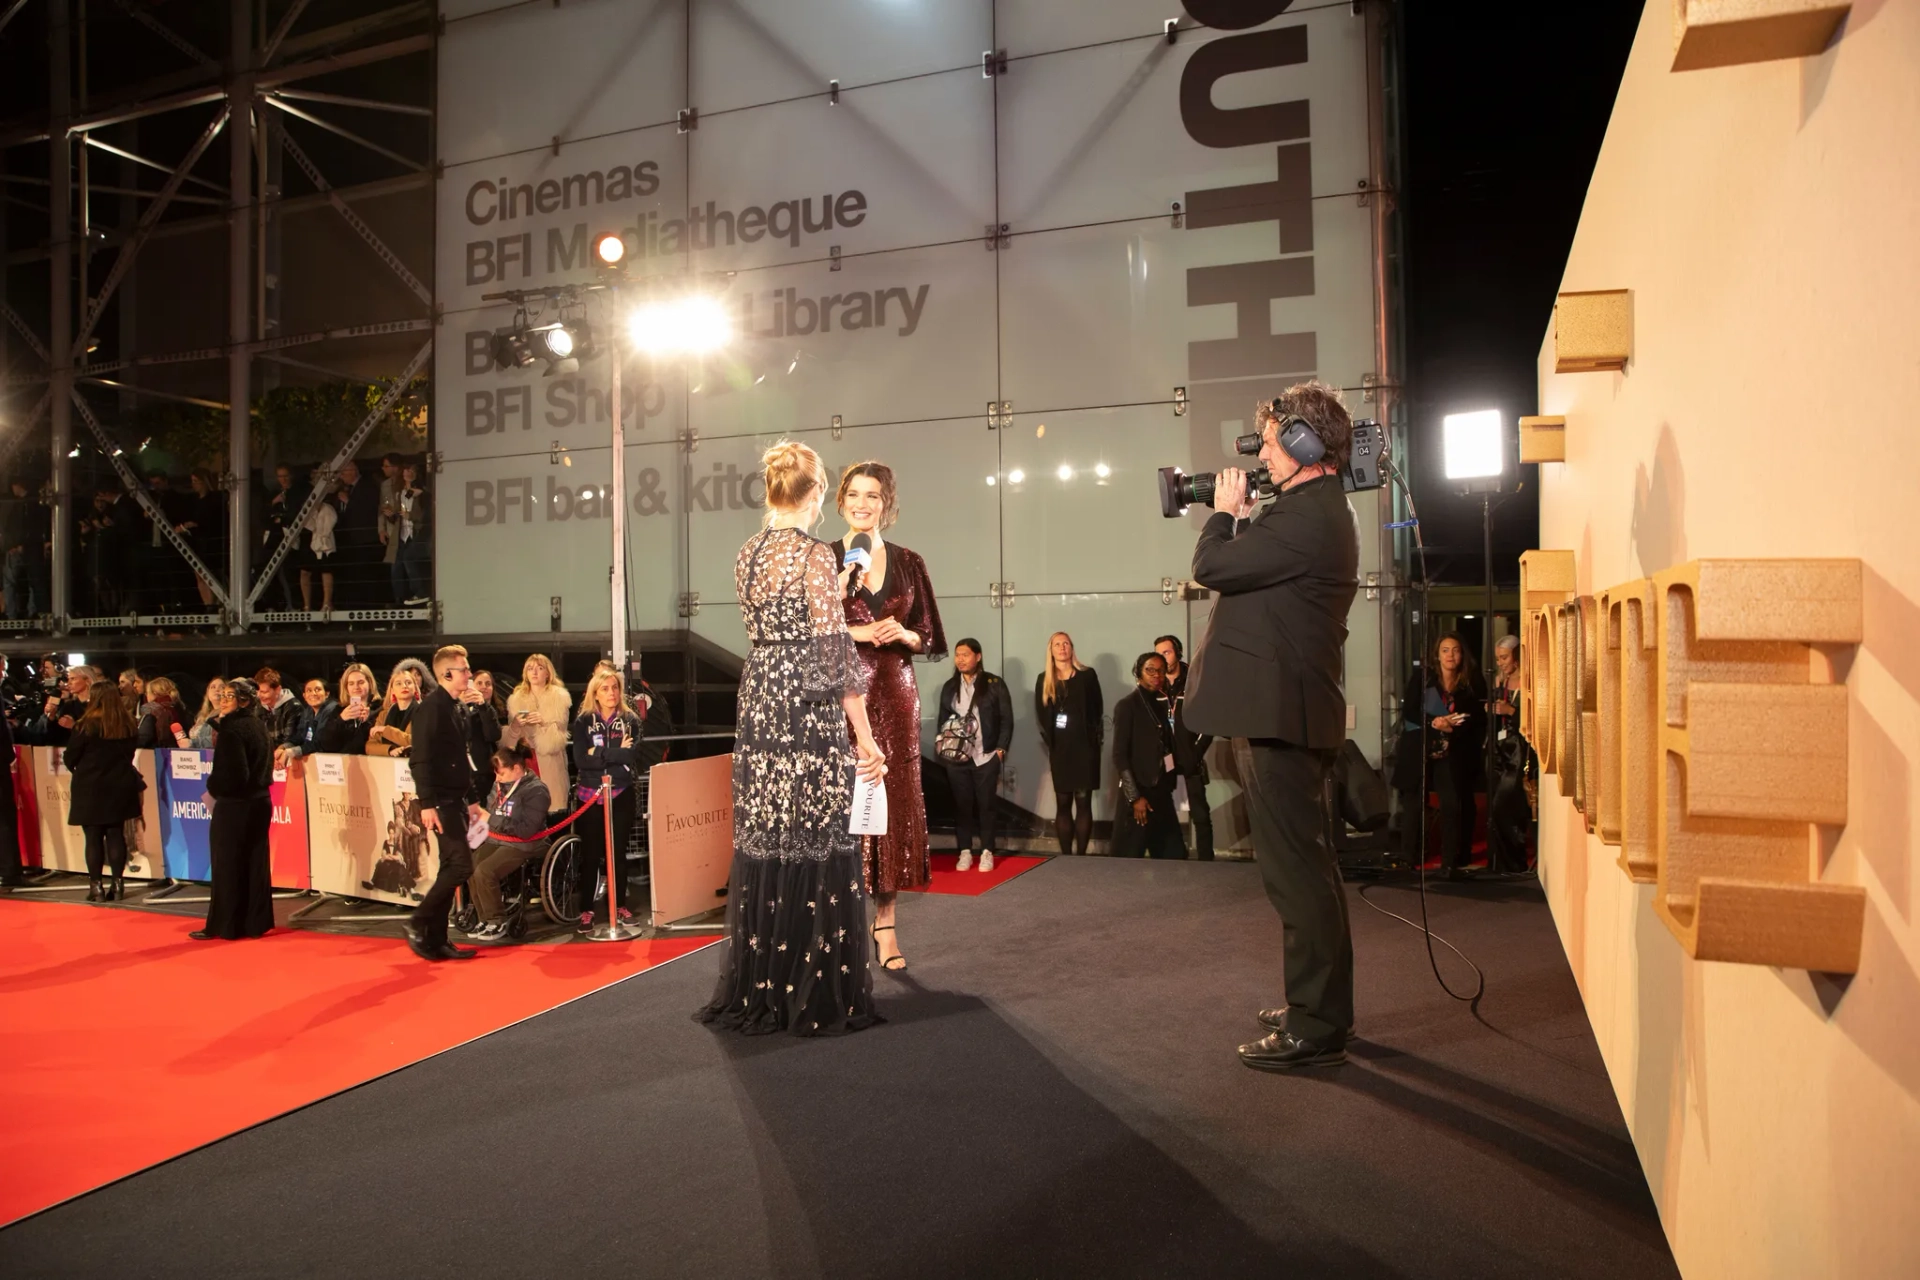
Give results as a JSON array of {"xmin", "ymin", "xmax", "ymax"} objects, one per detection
[{"xmin": 1158, "ymin": 418, "xmax": 1387, "ymax": 518}]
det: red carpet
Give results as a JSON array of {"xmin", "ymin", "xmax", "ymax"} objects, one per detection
[
  {"xmin": 913, "ymin": 852, "xmax": 1049, "ymax": 896},
  {"xmin": 0, "ymin": 899, "xmax": 714, "ymax": 1226}
]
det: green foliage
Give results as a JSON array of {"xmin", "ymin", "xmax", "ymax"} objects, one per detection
[{"xmin": 126, "ymin": 374, "xmax": 429, "ymax": 478}]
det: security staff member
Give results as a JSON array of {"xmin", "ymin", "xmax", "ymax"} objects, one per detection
[
  {"xmin": 1184, "ymin": 381, "xmax": 1361, "ymax": 1071},
  {"xmin": 405, "ymin": 645, "xmax": 478, "ymax": 961}
]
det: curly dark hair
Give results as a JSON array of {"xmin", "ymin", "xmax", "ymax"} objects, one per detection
[{"xmin": 1261, "ymin": 379, "xmax": 1353, "ymax": 473}]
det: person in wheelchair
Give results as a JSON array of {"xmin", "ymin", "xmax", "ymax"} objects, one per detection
[{"xmin": 465, "ymin": 741, "xmax": 552, "ymax": 943}]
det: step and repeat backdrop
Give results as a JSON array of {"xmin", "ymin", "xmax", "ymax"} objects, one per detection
[{"xmin": 435, "ymin": 1, "xmax": 1387, "ymax": 823}]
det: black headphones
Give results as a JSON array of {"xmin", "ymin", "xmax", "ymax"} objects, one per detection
[{"xmin": 1269, "ymin": 403, "xmax": 1327, "ymax": 467}]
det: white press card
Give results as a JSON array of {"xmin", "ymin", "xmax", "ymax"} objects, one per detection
[{"xmin": 849, "ymin": 771, "xmax": 889, "ymax": 835}]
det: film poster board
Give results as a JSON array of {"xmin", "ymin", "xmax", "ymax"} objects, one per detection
[
  {"xmin": 646, "ymin": 753, "xmax": 733, "ymax": 928},
  {"xmin": 29, "ymin": 746, "xmax": 163, "ymax": 880},
  {"xmin": 305, "ymin": 753, "xmax": 440, "ymax": 906}
]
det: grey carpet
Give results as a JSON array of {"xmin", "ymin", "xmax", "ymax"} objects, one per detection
[{"xmin": 0, "ymin": 858, "xmax": 1678, "ymax": 1279}]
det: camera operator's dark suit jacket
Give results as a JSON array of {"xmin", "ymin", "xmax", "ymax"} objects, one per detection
[{"xmin": 1183, "ymin": 474, "xmax": 1360, "ymax": 748}]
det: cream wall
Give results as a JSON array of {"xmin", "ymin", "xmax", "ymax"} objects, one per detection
[{"xmin": 1533, "ymin": 3, "xmax": 1920, "ymax": 1278}]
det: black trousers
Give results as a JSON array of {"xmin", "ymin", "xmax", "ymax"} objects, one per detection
[
  {"xmin": 575, "ymin": 787, "xmax": 638, "ymax": 923},
  {"xmin": 1245, "ymin": 739, "xmax": 1353, "ymax": 1043},
  {"xmin": 205, "ymin": 796, "xmax": 273, "ymax": 939},
  {"xmin": 410, "ymin": 801, "xmax": 473, "ymax": 949},
  {"xmin": 0, "ymin": 796, "xmax": 20, "ymax": 884},
  {"xmin": 944, "ymin": 756, "xmax": 1001, "ymax": 853},
  {"xmin": 1182, "ymin": 769, "xmax": 1215, "ymax": 860},
  {"xmin": 1432, "ymin": 753, "xmax": 1479, "ymax": 873},
  {"xmin": 1111, "ymin": 778, "xmax": 1186, "ymax": 859}
]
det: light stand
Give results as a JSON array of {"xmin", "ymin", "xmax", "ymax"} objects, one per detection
[{"xmin": 1441, "ymin": 408, "xmax": 1508, "ymax": 876}]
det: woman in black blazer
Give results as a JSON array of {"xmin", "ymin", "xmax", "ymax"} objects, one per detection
[
  {"xmin": 1035, "ymin": 630, "xmax": 1103, "ymax": 855},
  {"xmin": 195, "ymin": 677, "xmax": 276, "ymax": 940},
  {"xmin": 64, "ymin": 683, "xmax": 146, "ymax": 901},
  {"xmin": 1111, "ymin": 652, "xmax": 1187, "ymax": 859},
  {"xmin": 1396, "ymin": 632, "xmax": 1487, "ymax": 878}
]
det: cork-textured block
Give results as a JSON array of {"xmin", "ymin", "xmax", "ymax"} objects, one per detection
[
  {"xmin": 1671, "ymin": 0, "xmax": 1851, "ymax": 72},
  {"xmin": 1555, "ymin": 601, "xmax": 1582, "ymax": 787},
  {"xmin": 1651, "ymin": 558, "xmax": 1864, "ymax": 972},
  {"xmin": 1612, "ymin": 581, "xmax": 1660, "ymax": 881},
  {"xmin": 1576, "ymin": 598, "xmax": 1600, "ymax": 821},
  {"xmin": 1580, "ymin": 712, "xmax": 1601, "ymax": 833},
  {"xmin": 1598, "ymin": 588, "xmax": 1627, "ymax": 846},
  {"xmin": 1519, "ymin": 550, "xmax": 1575, "ymax": 767},
  {"xmin": 1554, "ymin": 290, "xmax": 1632, "ymax": 373},
  {"xmin": 1520, "ymin": 416, "xmax": 1567, "ymax": 464}
]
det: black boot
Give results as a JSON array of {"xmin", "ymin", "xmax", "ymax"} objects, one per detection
[
  {"xmin": 109, "ymin": 870, "xmax": 125, "ymax": 901},
  {"xmin": 87, "ymin": 878, "xmax": 104, "ymax": 902}
]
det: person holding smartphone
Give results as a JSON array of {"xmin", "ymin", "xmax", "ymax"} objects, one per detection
[
  {"xmin": 1397, "ymin": 632, "xmax": 1487, "ymax": 879},
  {"xmin": 319, "ymin": 662, "xmax": 381, "ymax": 755},
  {"xmin": 502, "ymin": 654, "xmax": 571, "ymax": 822}
]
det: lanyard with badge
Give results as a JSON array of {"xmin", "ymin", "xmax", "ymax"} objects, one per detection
[{"xmin": 1139, "ymin": 688, "xmax": 1177, "ymax": 774}]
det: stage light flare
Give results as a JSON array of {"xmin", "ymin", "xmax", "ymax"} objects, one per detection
[
  {"xmin": 1442, "ymin": 409, "xmax": 1505, "ymax": 480},
  {"xmin": 627, "ymin": 294, "xmax": 733, "ymax": 356},
  {"xmin": 595, "ymin": 232, "xmax": 626, "ymax": 265}
]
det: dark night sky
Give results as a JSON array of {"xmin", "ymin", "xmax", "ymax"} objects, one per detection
[{"xmin": 1398, "ymin": 1, "xmax": 1645, "ymax": 586}]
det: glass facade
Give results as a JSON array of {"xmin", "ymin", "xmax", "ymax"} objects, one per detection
[{"xmin": 436, "ymin": 1, "xmax": 1389, "ymax": 825}]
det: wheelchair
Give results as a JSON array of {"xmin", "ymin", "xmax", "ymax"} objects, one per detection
[{"xmin": 449, "ymin": 833, "xmax": 595, "ymax": 940}]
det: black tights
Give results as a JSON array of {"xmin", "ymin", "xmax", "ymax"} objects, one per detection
[
  {"xmin": 1053, "ymin": 790, "xmax": 1092, "ymax": 856},
  {"xmin": 83, "ymin": 824, "xmax": 129, "ymax": 880}
]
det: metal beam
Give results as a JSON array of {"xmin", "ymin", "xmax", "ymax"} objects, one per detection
[
  {"xmin": 272, "ymin": 118, "xmax": 430, "ymax": 304},
  {"xmin": 228, "ymin": 0, "xmax": 254, "ymax": 629},
  {"xmin": 67, "ymin": 387, "xmax": 231, "ymax": 610},
  {"xmin": 49, "ymin": 0, "xmax": 72, "ymax": 628},
  {"xmin": 83, "ymin": 135, "xmax": 228, "ymax": 195},
  {"xmin": 0, "ymin": 172, "xmax": 225, "ymax": 206},
  {"xmin": 262, "ymin": 0, "xmax": 311, "ymax": 64},
  {"xmin": 117, "ymin": 0, "xmax": 219, "ymax": 70},
  {"xmin": 1, "ymin": 300, "xmax": 50, "ymax": 365},
  {"xmin": 78, "ymin": 376, "xmax": 231, "ymax": 411},
  {"xmin": 254, "ymin": 32, "xmax": 432, "ymax": 89},
  {"xmin": 21, "ymin": 315, "xmax": 433, "ymax": 379},
  {"xmin": 0, "ymin": 0, "xmax": 32, "ymax": 41},
  {"xmin": 72, "ymin": 104, "xmax": 229, "ymax": 357},
  {"xmin": 263, "ymin": 94, "xmax": 424, "ymax": 173},
  {"xmin": 270, "ymin": 87, "xmax": 431, "ymax": 117},
  {"xmin": 247, "ymin": 336, "xmax": 431, "ymax": 604}
]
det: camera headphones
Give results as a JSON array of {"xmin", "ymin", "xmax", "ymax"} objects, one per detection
[{"xmin": 1237, "ymin": 401, "xmax": 1327, "ymax": 467}]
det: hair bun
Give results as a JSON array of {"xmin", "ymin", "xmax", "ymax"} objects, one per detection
[{"xmin": 762, "ymin": 440, "xmax": 825, "ymax": 513}]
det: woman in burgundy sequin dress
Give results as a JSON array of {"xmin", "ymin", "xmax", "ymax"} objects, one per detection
[{"xmin": 832, "ymin": 462, "xmax": 945, "ymax": 973}]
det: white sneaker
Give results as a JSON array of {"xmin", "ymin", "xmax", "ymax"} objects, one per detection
[
  {"xmin": 979, "ymin": 851, "xmax": 995, "ymax": 873},
  {"xmin": 956, "ymin": 851, "xmax": 974, "ymax": 871}
]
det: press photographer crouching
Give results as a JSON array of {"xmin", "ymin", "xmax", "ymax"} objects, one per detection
[{"xmin": 1182, "ymin": 380, "xmax": 1361, "ymax": 1072}]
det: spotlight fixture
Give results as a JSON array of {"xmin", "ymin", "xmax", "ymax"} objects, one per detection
[
  {"xmin": 490, "ymin": 326, "xmax": 536, "ymax": 370},
  {"xmin": 595, "ymin": 232, "xmax": 626, "ymax": 265},
  {"xmin": 1442, "ymin": 409, "xmax": 1505, "ymax": 482},
  {"xmin": 1007, "ymin": 468, "xmax": 1026, "ymax": 484}
]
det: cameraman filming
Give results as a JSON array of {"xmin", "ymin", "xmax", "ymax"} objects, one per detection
[{"xmin": 1183, "ymin": 380, "xmax": 1361, "ymax": 1072}]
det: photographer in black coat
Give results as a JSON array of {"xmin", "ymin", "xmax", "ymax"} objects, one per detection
[
  {"xmin": 405, "ymin": 645, "xmax": 477, "ymax": 961},
  {"xmin": 934, "ymin": 639, "xmax": 1013, "ymax": 870},
  {"xmin": 1183, "ymin": 382, "xmax": 1361, "ymax": 1072}
]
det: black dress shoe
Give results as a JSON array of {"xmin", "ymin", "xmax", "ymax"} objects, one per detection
[
  {"xmin": 403, "ymin": 922, "xmax": 439, "ymax": 961},
  {"xmin": 1238, "ymin": 1030, "xmax": 1346, "ymax": 1072},
  {"xmin": 1258, "ymin": 1008, "xmax": 1357, "ymax": 1040},
  {"xmin": 434, "ymin": 943, "xmax": 477, "ymax": 960},
  {"xmin": 188, "ymin": 930, "xmax": 214, "ymax": 941}
]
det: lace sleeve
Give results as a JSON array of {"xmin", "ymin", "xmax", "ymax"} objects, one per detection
[{"xmin": 800, "ymin": 539, "xmax": 868, "ymax": 701}]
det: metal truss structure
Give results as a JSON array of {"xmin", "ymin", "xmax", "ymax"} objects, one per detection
[{"xmin": 0, "ymin": 0, "xmax": 435, "ymax": 635}]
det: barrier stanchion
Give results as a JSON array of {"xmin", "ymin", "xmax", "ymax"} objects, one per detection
[{"xmin": 582, "ymin": 775, "xmax": 643, "ymax": 942}]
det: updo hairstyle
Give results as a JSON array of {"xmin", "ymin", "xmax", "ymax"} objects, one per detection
[
  {"xmin": 835, "ymin": 460, "xmax": 898, "ymax": 530},
  {"xmin": 762, "ymin": 440, "xmax": 827, "ymax": 519}
]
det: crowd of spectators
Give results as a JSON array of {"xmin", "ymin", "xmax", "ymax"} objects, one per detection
[{"xmin": 0, "ymin": 453, "xmax": 436, "ymax": 623}]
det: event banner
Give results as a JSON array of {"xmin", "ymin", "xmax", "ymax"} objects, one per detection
[
  {"xmin": 646, "ymin": 754, "xmax": 733, "ymax": 928},
  {"xmin": 29, "ymin": 747, "xmax": 163, "ymax": 880},
  {"xmin": 154, "ymin": 749, "xmax": 214, "ymax": 882},
  {"xmin": 271, "ymin": 762, "xmax": 311, "ymax": 891},
  {"xmin": 305, "ymin": 753, "xmax": 440, "ymax": 907}
]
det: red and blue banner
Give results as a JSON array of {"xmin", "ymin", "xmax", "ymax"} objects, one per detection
[{"xmin": 154, "ymin": 749, "xmax": 214, "ymax": 882}]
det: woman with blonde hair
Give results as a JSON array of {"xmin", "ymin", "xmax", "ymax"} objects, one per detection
[
  {"xmin": 319, "ymin": 662, "xmax": 380, "ymax": 754},
  {"xmin": 504, "ymin": 653, "xmax": 571, "ymax": 816},
  {"xmin": 136, "ymin": 675, "xmax": 187, "ymax": 749},
  {"xmin": 190, "ymin": 677, "xmax": 228, "ymax": 749},
  {"xmin": 569, "ymin": 667, "xmax": 644, "ymax": 926},
  {"xmin": 698, "ymin": 439, "xmax": 886, "ymax": 1036},
  {"xmin": 1036, "ymin": 630, "xmax": 1103, "ymax": 855},
  {"xmin": 830, "ymin": 459, "xmax": 945, "ymax": 972},
  {"xmin": 367, "ymin": 662, "xmax": 424, "ymax": 757}
]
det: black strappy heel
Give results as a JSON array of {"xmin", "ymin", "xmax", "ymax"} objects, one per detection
[{"xmin": 872, "ymin": 924, "xmax": 907, "ymax": 972}]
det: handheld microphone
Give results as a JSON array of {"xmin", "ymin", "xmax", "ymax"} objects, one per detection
[
  {"xmin": 845, "ymin": 533, "xmax": 873, "ymax": 594},
  {"xmin": 170, "ymin": 722, "xmax": 189, "ymax": 749}
]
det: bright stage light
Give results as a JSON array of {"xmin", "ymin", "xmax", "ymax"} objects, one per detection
[
  {"xmin": 1007, "ymin": 468, "xmax": 1025, "ymax": 484},
  {"xmin": 1056, "ymin": 464, "xmax": 1073, "ymax": 481},
  {"xmin": 528, "ymin": 323, "xmax": 574, "ymax": 360},
  {"xmin": 1442, "ymin": 409, "xmax": 1505, "ymax": 481},
  {"xmin": 595, "ymin": 232, "xmax": 626, "ymax": 265},
  {"xmin": 626, "ymin": 295, "xmax": 733, "ymax": 356},
  {"xmin": 1094, "ymin": 462, "xmax": 1111, "ymax": 479}
]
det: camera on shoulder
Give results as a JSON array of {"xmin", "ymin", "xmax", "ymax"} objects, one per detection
[{"xmin": 1158, "ymin": 418, "xmax": 1386, "ymax": 518}]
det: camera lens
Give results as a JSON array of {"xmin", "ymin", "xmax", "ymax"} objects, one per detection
[{"xmin": 1234, "ymin": 432, "xmax": 1263, "ymax": 456}]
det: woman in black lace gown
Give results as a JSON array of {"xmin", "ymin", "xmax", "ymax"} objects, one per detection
[{"xmin": 699, "ymin": 441, "xmax": 888, "ymax": 1036}]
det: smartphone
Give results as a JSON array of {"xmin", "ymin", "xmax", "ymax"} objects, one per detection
[
  {"xmin": 351, "ymin": 694, "xmax": 366, "ymax": 709},
  {"xmin": 515, "ymin": 710, "xmax": 533, "ymax": 722}
]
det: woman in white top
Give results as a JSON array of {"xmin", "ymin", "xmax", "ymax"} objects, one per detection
[{"xmin": 503, "ymin": 653, "xmax": 572, "ymax": 820}]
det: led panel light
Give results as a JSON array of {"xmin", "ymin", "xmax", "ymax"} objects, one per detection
[{"xmin": 1442, "ymin": 409, "xmax": 1505, "ymax": 481}]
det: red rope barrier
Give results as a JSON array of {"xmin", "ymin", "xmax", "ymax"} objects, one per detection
[{"xmin": 485, "ymin": 790, "xmax": 603, "ymax": 844}]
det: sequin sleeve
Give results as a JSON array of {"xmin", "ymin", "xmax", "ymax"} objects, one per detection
[{"xmin": 799, "ymin": 538, "xmax": 868, "ymax": 701}]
